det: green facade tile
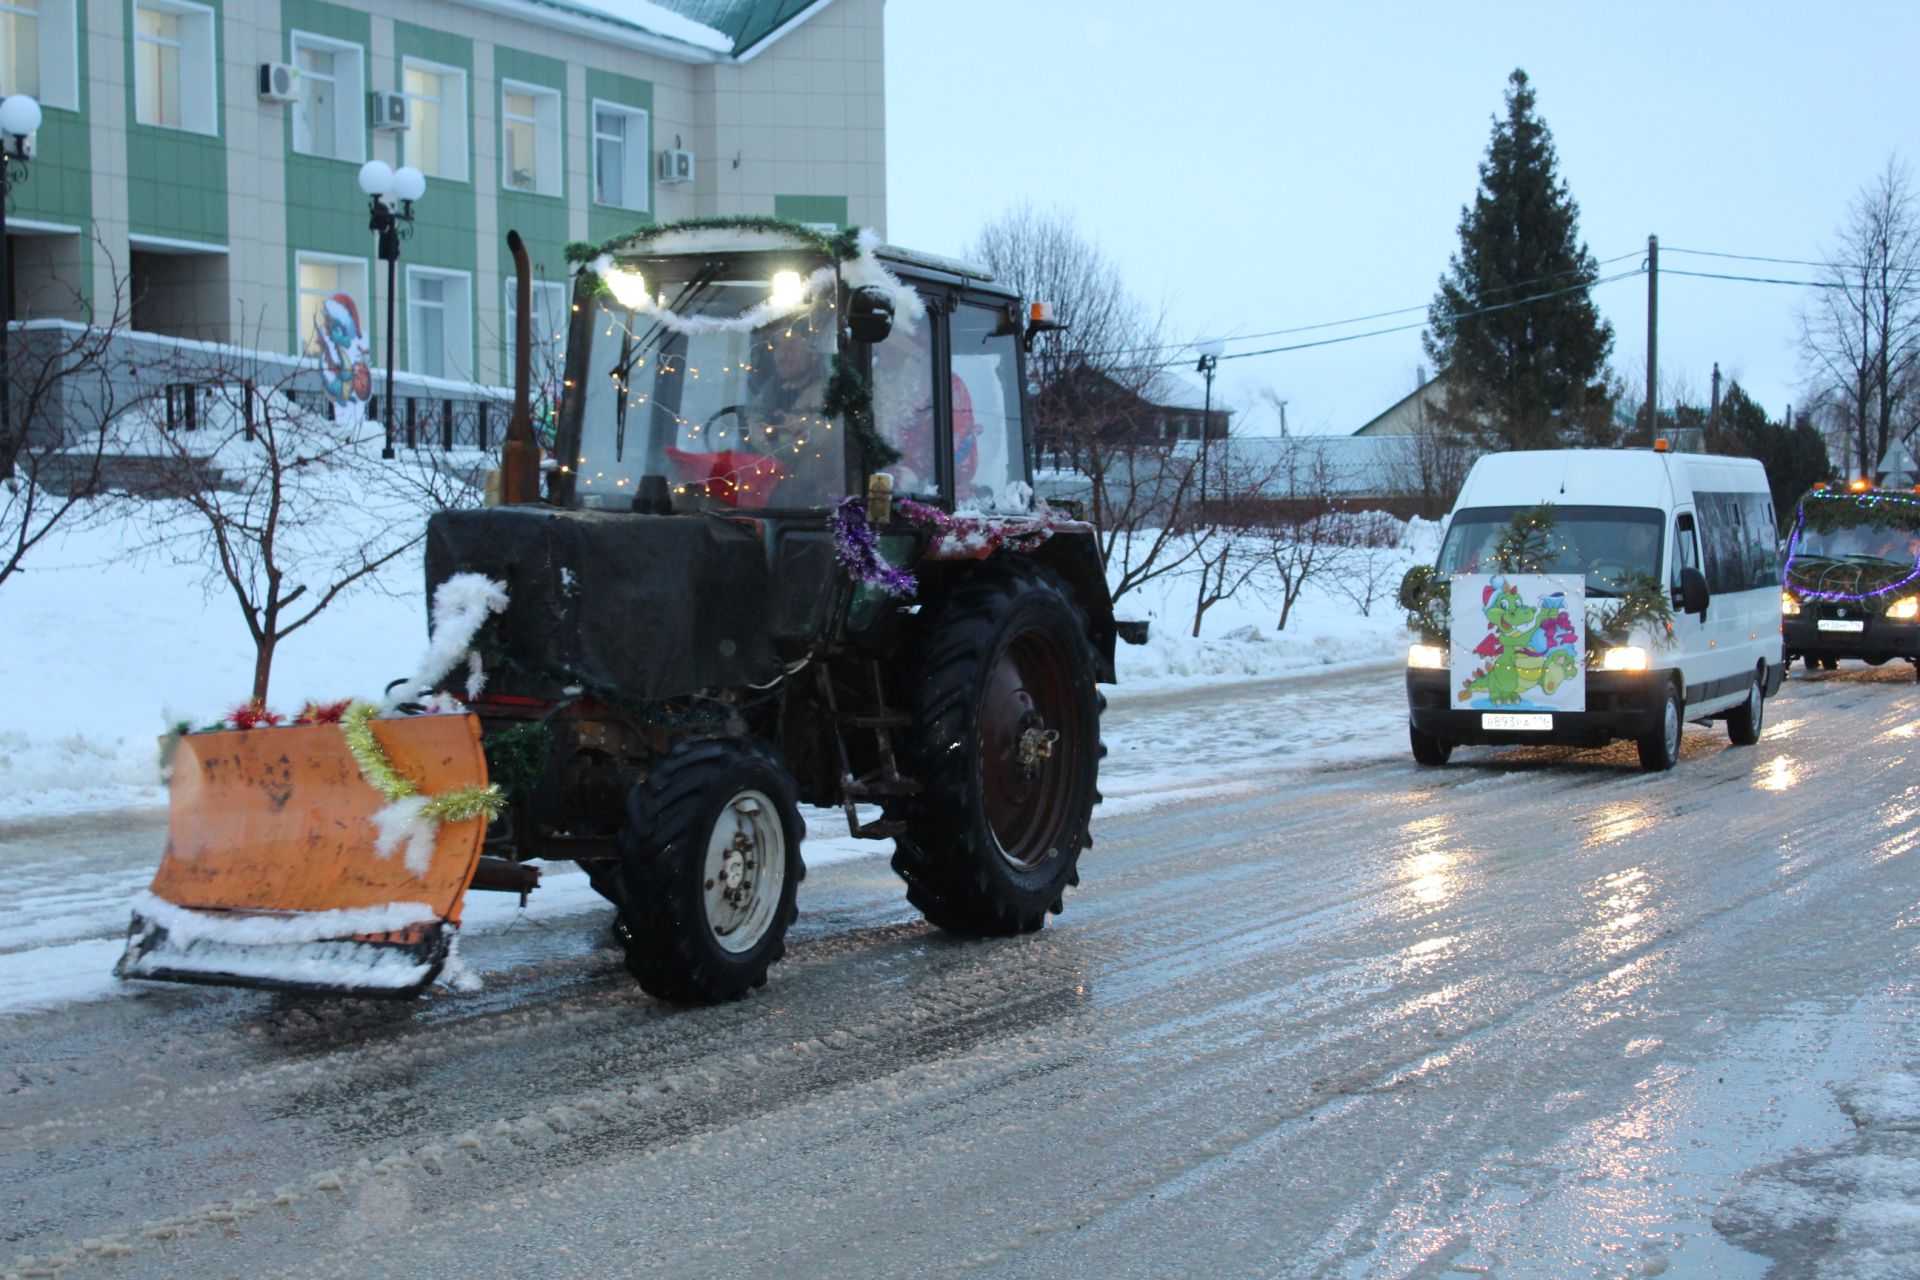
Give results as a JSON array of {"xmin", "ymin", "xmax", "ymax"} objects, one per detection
[
  {"xmin": 773, "ymin": 194, "xmax": 848, "ymax": 230},
  {"xmin": 584, "ymin": 66, "xmax": 654, "ymax": 248},
  {"xmin": 125, "ymin": 0, "xmax": 227, "ymax": 247}
]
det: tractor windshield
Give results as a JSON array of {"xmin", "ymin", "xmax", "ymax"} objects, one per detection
[{"xmin": 567, "ymin": 254, "xmax": 846, "ymax": 511}]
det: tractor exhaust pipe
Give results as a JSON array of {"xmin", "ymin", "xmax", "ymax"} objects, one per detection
[{"xmin": 499, "ymin": 230, "xmax": 543, "ymax": 505}]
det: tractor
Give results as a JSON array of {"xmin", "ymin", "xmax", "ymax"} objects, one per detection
[{"xmin": 119, "ymin": 219, "xmax": 1116, "ymax": 1004}]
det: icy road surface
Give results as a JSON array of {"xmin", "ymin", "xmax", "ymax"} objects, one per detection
[{"xmin": 2, "ymin": 661, "xmax": 1918, "ymax": 1278}]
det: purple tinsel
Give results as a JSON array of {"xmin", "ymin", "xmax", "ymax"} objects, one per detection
[{"xmin": 831, "ymin": 496, "xmax": 917, "ymax": 597}]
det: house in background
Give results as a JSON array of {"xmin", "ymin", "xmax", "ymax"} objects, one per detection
[
  {"xmin": 3, "ymin": 0, "xmax": 881, "ymax": 404},
  {"xmin": 1033, "ymin": 359, "xmax": 1232, "ymax": 468}
]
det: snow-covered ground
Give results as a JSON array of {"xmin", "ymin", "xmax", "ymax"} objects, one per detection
[{"xmin": 0, "ymin": 503, "xmax": 1435, "ymax": 817}]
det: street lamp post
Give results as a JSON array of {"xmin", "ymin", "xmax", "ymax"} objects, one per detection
[
  {"xmin": 1194, "ymin": 337, "xmax": 1224, "ymax": 506},
  {"xmin": 0, "ymin": 92, "xmax": 42, "ymax": 481},
  {"xmin": 357, "ymin": 159, "xmax": 426, "ymax": 460}
]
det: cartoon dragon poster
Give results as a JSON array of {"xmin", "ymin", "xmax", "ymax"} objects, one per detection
[{"xmin": 1449, "ymin": 573, "xmax": 1585, "ymax": 712}]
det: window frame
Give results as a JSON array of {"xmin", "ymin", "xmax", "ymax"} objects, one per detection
[
  {"xmin": 400, "ymin": 55, "xmax": 468, "ymax": 183},
  {"xmin": 590, "ymin": 98, "xmax": 649, "ymax": 212},
  {"xmin": 132, "ymin": 0, "xmax": 216, "ymax": 135},
  {"xmin": 500, "ymin": 77, "xmax": 561, "ymax": 198},
  {"xmin": 3, "ymin": 0, "xmax": 78, "ymax": 110},
  {"xmin": 293, "ymin": 250, "xmax": 370, "ymax": 361},
  {"xmin": 405, "ymin": 263, "xmax": 473, "ymax": 383},
  {"xmin": 288, "ymin": 29, "xmax": 365, "ymax": 164}
]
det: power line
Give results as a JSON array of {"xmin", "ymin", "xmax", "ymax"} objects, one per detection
[
  {"xmin": 1083, "ymin": 249, "xmax": 1645, "ymax": 362},
  {"xmin": 1661, "ymin": 267, "xmax": 1846, "ymax": 289},
  {"xmin": 1664, "ymin": 245, "xmax": 1860, "ymax": 272},
  {"xmin": 1218, "ymin": 267, "xmax": 1645, "ymax": 363}
]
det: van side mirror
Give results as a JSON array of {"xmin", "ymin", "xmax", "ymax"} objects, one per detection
[
  {"xmin": 846, "ymin": 286, "xmax": 894, "ymax": 344},
  {"xmin": 1676, "ymin": 566, "xmax": 1709, "ymax": 616}
]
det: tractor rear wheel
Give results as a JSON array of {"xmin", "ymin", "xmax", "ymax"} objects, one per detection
[
  {"xmin": 887, "ymin": 562, "xmax": 1102, "ymax": 936},
  {"xmin": 616, "ymin": 737, "xmax": 804, "ymax": 1004}
]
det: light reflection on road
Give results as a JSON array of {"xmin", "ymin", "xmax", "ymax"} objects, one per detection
[{"xmin": 1755, "ymin": 754, "xmax": 1801, "ymax": 792}]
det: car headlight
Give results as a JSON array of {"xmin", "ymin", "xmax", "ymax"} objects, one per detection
[
  {"xmin": 1781, "ymin": 591, "xmax": 1801, "ymax": 617},
  {"xmin": 1887, "ymin": 596, "xmax": 1919, "ymax": 620},
  {"xmin": 1601, "ymin": 645, "xmax": 1649, "ymax": 671},
  {"xmin": 1407, "ymin": 643, "xmax": 1446, "ymax": 670}
]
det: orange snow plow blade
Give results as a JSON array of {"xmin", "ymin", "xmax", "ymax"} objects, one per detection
[{"xmin": 116, "ymin": 714, "xmax": 491, "ymax": 998}]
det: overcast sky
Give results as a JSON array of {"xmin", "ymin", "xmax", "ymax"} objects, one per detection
[{"xmin": 883, "ymin": 1, "xmax": 1919, "ymax": 437}]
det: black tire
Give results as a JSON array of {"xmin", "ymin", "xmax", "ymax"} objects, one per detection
[
  {"xmin": 1912, "ymin": 660, "xmax": 1920, "ymax": 685},
  {"xmin": 1409, "ymin": 724, "xmax": 1453, "ymax": 766},
  {"xmin": 615, "ymin": 737, "xmax": 803, "ymax": 1005},
  {"xmin": 1636, "ymin": 680, "xmax": 1683, "ymax": 772},
  {"xmin": 1802, "ymin": 654, "xmax": 1818, "ymax": 672},
  {"xmin": 1725, "ymin": 666, "xmax": 1765, "ymax": 746},
  {"xmin": 1821, "ymin": 657, "xmax": 1839, "ymax": 671},
  {"xmin": 886, "ymin": 561, "xmax": 1102, "ymax": 936}
]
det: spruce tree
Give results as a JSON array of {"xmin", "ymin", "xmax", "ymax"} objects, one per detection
[{"xmin": 1424, "ymin": 70, "xmax": 1615, "ymax": 451}]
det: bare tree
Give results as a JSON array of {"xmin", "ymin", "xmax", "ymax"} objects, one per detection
[
  {"xmin": 1382, "ymin": 390, "xmax": 1472, "ymax": 520},
  {"xmin": 965, "ymin": 205, "xmax": 1199, "ymax": 604},
  {"xmin": 0, "ymin": 242, "xmax": 135, "ymax": 591},
  {"xmin": 1254, "ymin": 445, "xmax": 1354, "ymax": 632},
  {"xmin": 131, "ymin": 362, "xmax": 482, "ymax": 703},
  {"xmin": 1327, "ymin": 512, "xmax": 1405, "ymax": 617},
  {"xmin": 1802, "ymin": 157, "xmax": 1920, "ymax": 478}
]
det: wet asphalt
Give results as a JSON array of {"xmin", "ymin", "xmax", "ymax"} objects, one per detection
[{"xmin": 1, "ymin": 660, "xmax": 1916, "ymax": 1278}]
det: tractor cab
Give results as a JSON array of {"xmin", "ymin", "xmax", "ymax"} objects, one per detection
[{"xmin": 552, "ymin": 224, "xmax": 1039, "ymax": 519}]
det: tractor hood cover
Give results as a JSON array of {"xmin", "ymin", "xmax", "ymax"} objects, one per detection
[{"xmin": 426, "ymin": 507, "xmax": 779, "ymax": 702}]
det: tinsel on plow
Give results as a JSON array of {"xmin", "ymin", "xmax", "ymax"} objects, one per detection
[{"xmin": 116, "ymin": 576, "xmax": 506, "ymax": 998}]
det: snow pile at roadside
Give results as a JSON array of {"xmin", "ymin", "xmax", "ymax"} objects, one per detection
[
  {"xmin": 0, "ymin": 503, "xmax": 1434, "ymax": 815},
  {"xmin": 1715, "ymin": 1068, "xmax": 1920, "ymax": 1276}
]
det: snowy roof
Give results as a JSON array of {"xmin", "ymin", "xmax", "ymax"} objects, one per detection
[
  {"xmin": 1178, "ymin": 434, "xmax": 1422, "ymax": 497},
  {"xmin": 494, "ymin": 0, "xmax": 831, "ymax": 59},
  {"xmin": 1135, "ymin": 368, "xmax": 1227, "ymax": 415}
]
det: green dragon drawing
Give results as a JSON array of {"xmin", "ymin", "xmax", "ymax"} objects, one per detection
[{"xmin": 1457, "ymin": 577, "xmax": 1580, "ymax": 707}]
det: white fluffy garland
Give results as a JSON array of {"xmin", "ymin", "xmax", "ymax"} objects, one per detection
[
  {"xmin": 381, "ymin": 573, "xmax": 510, "ymax": 712},
  {"xmin": 585, "ymin": 228, "xmax": 927, "ymax": 339}
]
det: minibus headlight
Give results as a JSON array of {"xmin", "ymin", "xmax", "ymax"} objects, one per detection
[
  {"xmin": 1887, "ymin": 595, "xmax": 1919, "ymax": 620},
  {"xmin": 1407, "ymin": 643, "xmax": 1446, "ymax": 670},
  {"xmin": 1781, "ymin": 591, "xmax": 1801, "ymax": 617},
  {"xmin": 1601, "ymin": 645, "xmax": 1649, "ymax": 672}
]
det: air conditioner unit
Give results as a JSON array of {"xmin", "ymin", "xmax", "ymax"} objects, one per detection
[
  {"xmin": 258, "ymin": 61, "xmax": 299, "ymax": 104},
  {"xmin": 371, "ymin": 91, "xmax": 410, "ymax": 131},
  {"xmin": 657, "ymin": 147, "xmax": 695, "ymax": 185}
]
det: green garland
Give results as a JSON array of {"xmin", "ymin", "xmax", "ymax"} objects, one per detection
[
  {"xmin": 1590, "ymin": 572, "xmax": 1676, "ymax": 647},
  {"xmin": 824, "ymin": 352, "xmax": 899, "ymax": 468},
  {"xmin": 1398, "ymin": 565, "xmax": 1450, "ymax": 639},
  {"xmin": 341, "ymin": 703, "xmax": 504, "ymax": 827},
  {"xmin": 565, "ymin": 216, "xmax": 863, "ymax": 269},
  {"xmin": 1490, "ymin": 504, "xmax": 1565, "ymax": 572},
  {"xmin": 1794, "ymin": 488, "xmax": 1920, "ymax": 535},
  {"xmin": 483, "ymin": 721, "xmax": 553, "ymax": 800}
]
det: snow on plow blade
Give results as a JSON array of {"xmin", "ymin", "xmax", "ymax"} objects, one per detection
[{"xmin": 117, "ymin": 715, "xmax": 490, "ymax": 998}]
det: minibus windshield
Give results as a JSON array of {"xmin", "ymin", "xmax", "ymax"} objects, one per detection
[{"xmin": 1437, "ymin": 505, "xmax": 1665, "ymax": 597}]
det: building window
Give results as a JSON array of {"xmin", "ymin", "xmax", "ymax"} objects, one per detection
[
  {"xmin": 504, "ymin": 278, "xmax": 567, "ymax": 387},
  {"xmin": 295, "ymin": 252, "xmax": 369, "ymax": 359},
  {"xmin": 290, "ymin": 32, "xmax": 363, "ymax": 162},
  {"xmin": 501, "ymin": 80, "xmax": 560, "ymax": 196},
  {"xmin": 592, "ymin": 101, "xmax": 647, "ymax": 211},
  {"xmin": 3, "ymin": 0, "xmax": 74, "ymax": 108},
  {"xmin": 407, "ymin": 266, "xmax": 471, "ymax": 381},
  {"xmin": 133, "ymin": 0, "xmax": 216, "ymax": 134},
  {"xmin": 402, "ymin": 58, "xmax": 466, "ymax": 182}
]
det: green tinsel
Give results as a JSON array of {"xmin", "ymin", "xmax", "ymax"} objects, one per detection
[
  {"xmin": 824, "ymin": 352, "xmax": 898, "ymax": 468},
  {"xmin": 342, "ymin": 702, "xmax": 504, "ymax": 827},
  {"xmin": 566, "ymin": 216, "xmax": 862, "ymax": 268}
]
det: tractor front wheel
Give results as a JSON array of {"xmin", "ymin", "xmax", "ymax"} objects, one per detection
[
  {"xmin": 888, "ymin": 562, "xmax": 1102, "ymax": 936},
  {"xmin": 616, "ymin": 737, "xmax": 804, "ymax": 1004}
]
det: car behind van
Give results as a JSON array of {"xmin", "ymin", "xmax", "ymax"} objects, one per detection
[
  {"xmin": 1781, "ymin": 484, "xmax": 1920, "ymax": 681},
  {"xmin": 1404, "ymin": 447, "xmax": 1785, "ymax": 771}
]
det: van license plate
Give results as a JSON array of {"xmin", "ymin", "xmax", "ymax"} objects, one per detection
[
  {"xmin": 1818, "ymin": 619, "xmax": 1866, "ymax": 632},
  {"xmin": 1482, "ymin": 713, "xmax": 1552, "ymax": 731}
]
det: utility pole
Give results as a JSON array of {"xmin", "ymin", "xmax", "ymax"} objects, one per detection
[
  {"xmin": 1709, "ymin": 361, "xmax": 1721, "ymax": 440},
  {"xmin": 1645, "ymin": 234, "xmax": 1658, "ymax": 446}
]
